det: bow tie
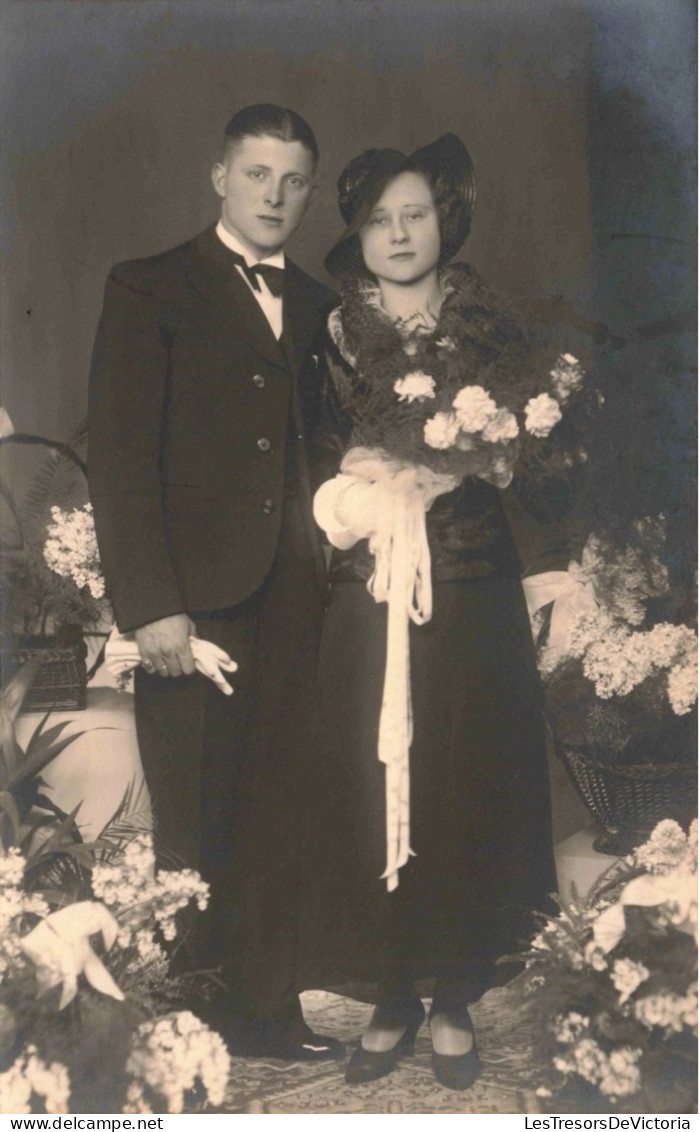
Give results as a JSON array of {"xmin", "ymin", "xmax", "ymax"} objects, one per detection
[{"xmin": 227, "ymin": 250, "xmax": 285, "ymax": 297}]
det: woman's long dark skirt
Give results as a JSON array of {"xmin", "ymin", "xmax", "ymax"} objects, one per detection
[{"xmin": 298, "ymin": 574, "xmax": 557, "ymax": 999}]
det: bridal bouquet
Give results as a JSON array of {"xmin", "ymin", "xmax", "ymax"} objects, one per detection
[
  {"xmin": 325, "ymin": 270, "xmax": 594, "ymax": 491},
  {"xmin": 371, "ymin": 350, "xmax": 586, "ymax": 488}
]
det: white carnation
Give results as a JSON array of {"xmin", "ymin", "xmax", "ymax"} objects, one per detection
[
  {"xmin": 424, "ymin": 411, "xmax": 460, "ymax": 450},
  {"xmin": 482, "ymin": 408, "xmax": 519, "ymax": 444},
  {"xmin": 393, "ymin": 371, "xmax": 436, "ymax": 403},
  {"xmin": 550, "ymin": 353, "xmax": 585, "ymax": 402},
  {"xmin": 452, "ymin": 385, "xmax": 498, "ymax": 433},
  {"xmin": 524, "ymin": 393, "xmax": 563, "ymax": 437}
]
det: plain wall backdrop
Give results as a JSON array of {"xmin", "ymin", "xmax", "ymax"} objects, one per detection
[
  {"xmin": 3, "ymin": 0, "xmax": 694, "ymax": 457},
  {"xmin": 2, "ymin": 0, "xmax": 602, "ymax": 438}
]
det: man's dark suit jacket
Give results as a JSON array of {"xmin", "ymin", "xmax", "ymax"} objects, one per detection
[{"xmin": 88, "ymin": 225, "xmax": 336, "ymax": 631}]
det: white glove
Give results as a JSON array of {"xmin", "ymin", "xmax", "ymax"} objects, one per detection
[{"xmin": 105, "ymin": 628, "xmax": 237, "ymax": 696}]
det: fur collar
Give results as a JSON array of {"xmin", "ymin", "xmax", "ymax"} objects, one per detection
[{"xmin": 327, "ymin": 263, "xmax": 526, "ymax": 375}]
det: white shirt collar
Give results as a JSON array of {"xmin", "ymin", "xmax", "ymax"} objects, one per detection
[{"xmin": 215, "ymin": 220, "xmax": 285, "ymax": 269}]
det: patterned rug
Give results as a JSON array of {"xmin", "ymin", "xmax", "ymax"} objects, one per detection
[{"xmin": 223, "ymin": 987, "xmax": 543, "ymax": 1114}]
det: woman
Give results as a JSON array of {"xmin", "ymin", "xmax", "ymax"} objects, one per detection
[{"xmin": 301, "ymin": 134, "xmax": 569, "ymax": 1090}]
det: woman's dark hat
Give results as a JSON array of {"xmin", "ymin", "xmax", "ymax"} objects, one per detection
[{"xmin": 325, "ymin": 133, "xmax": 476, "ymax": 279}]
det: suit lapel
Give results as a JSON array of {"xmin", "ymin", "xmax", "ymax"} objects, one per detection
[
  {"xmin": 186, "ymin": 226, "xmax": 286, "ymax": 369},
  {"xmin": 281, "ymin": 260, "xmax": 323, "ymax": 377}
]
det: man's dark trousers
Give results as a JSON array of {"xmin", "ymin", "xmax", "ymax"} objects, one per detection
[{"xmin": 134, "ymin": 433, "xmax": 323, "ymax": 1031}]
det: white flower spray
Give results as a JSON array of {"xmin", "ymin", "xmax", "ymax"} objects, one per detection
[
  {"xmin": 0, "ymin": 1046, "xmax": 70, "ymax": 1115},
  {"xmin": 43, "ymin": 503, "xmax": 105, "ymax": 600},
  {"xmin": 124, "ymin": 1012, "xmax": 230, "ymax": 1114}
]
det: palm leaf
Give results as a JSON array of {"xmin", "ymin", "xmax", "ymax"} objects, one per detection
[
  {"xmin": 85, "ymin": 638, "xmax": 107, "ymax": 683},
  {"xmin": 24, "ymin": 849, "xmax": 93, "ymax": 903},
  {"xmin": 57, "ymin": 840, "xmax": 116, "ymax": 868},
  {"xmin": 17, "ymin": 809, "xmax": 69, "ymax": 853},
  {"xmin": 97, "ymin": 776, "xmax": 152, "ymax": 841},
  {"xmin": 0, "ymin": 704, "xmax": 25, "ymax": 789},
  {"xmin": 0, "ymin": 479, "xmax": 26, "ymax": 549},
  {"xmin": 32, "ymin": 792, "xmax": 73, "ymax": 819},
  {"xmin": 0, "ymin": 424, "xmax": 89, "ymax": 551},
  {"xmin": 5, "ymin": 727, "xmax": 92, "ymax": 791},
  {"xmin": 1, "ymin": 655, "xmax": 43, "ymax": 723},
  {"xmin": 0, "ymin": 790, "xmax": 21, "ymax": 845},
  {"xmin": 22, "ymin": 421, "xmax": 89, "ymax": 540},
  {"xmin": 0, "ymin": 790, "xmax": 21, "ymax": 829},
  {"xmin": 31, "ymin": 886, "xmax": 79, "ymax": 909},
  {"xmin": 0, "ymin": 657, "xmax": 43, "ymax": 787},
  {"xmin": 31, "ymin": 801, "xmax": 83, "ymax": 859},
  {"xmin": 24, "ymin": 716, "xmax": 72, "ymax": 758}
]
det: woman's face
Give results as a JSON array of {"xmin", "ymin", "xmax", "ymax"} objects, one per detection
[{"xmin": 359, "ymin": 171, "xmax": 440, "ymax": 286}]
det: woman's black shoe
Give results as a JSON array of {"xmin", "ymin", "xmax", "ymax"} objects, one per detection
[
  {"xmin": 345, "ymin": 996, "xmax": 425, "ymax": 1085},
  {"xmin": 429, "ymin": 998, "xmax": 480, "ymax": 1091}
]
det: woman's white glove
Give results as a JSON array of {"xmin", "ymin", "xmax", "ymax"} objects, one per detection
[{"xmin": 313, "ymin": 472, "xmax": 391, "ymax": 550}]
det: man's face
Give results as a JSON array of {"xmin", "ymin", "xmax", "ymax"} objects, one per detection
[{"xmin": 211, "ymin": 135, "xmax": 317, "ymax": 259}]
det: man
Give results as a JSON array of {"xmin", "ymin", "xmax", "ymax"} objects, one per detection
[{"xmin": 88, "ymin": 105, "xmax": 341, "ymax": 1060}]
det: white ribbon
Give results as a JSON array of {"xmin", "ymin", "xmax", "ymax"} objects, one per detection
[
  {"xmin": 521, "ymin": 561, "xmax": 598, "ymax": 657},
  {"xmin": 20, "ymin": 901, "xmax": 125, "ymax": 1009},
  {"xmin": 314, "ymin": 446, "xmax": 457, "ymax": 891},
  {"xmin": 591, "ymin": 869, "xmax": 698, "ymax": 954}
]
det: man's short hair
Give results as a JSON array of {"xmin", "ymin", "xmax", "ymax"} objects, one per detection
[{"xmin": 223, "ymin": 104, "xmax": 319, "ymax": 166}]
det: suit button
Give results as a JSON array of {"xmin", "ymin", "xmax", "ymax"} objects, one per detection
[
  {"xmin": 252, "ymin": 374, "xmax": 266, "ymax": 388},
  {"xmin": 257, "ymin": 437, "xmax": 271, "ymax": 452},
  {"xmin": 261, "ymin": 498, "xmax": 275, "ymax": 515}
]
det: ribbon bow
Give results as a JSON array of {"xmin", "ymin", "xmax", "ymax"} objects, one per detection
[
  {"xmin": 591, "ymin": 869, "xmax": 698, "ymax": 954},
  {"xmin": 20, "ymin": 901, "xmax": 125, "ymax": 1009},
  {"xmin": 521, "ymin": 560, "xmax": 598, "ymax": 657},
  {"xmin": 314, "ymin": 446, "xmax": 457, "ymax": 891}
]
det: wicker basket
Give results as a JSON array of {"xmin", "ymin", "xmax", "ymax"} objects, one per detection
[
  {"xmin": 558, "ymin": 745, "xmax": 698, "ymax": 854},
  {"xmin": 1, "ymin": 627, "xmax": 88, "ymax": 712}
]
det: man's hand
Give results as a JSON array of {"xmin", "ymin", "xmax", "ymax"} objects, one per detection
[{"xmin": 135, "ymin": 613, "xmax": 196, "ymax": 678}]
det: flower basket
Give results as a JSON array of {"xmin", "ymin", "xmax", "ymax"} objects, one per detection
[
  {"xmin": 0, "ymin": 625, "xmax": 88, "ymax": 712},
  {"xmin": 558, "ymin": 744, "xmax": 698, "ymax": 855}
]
